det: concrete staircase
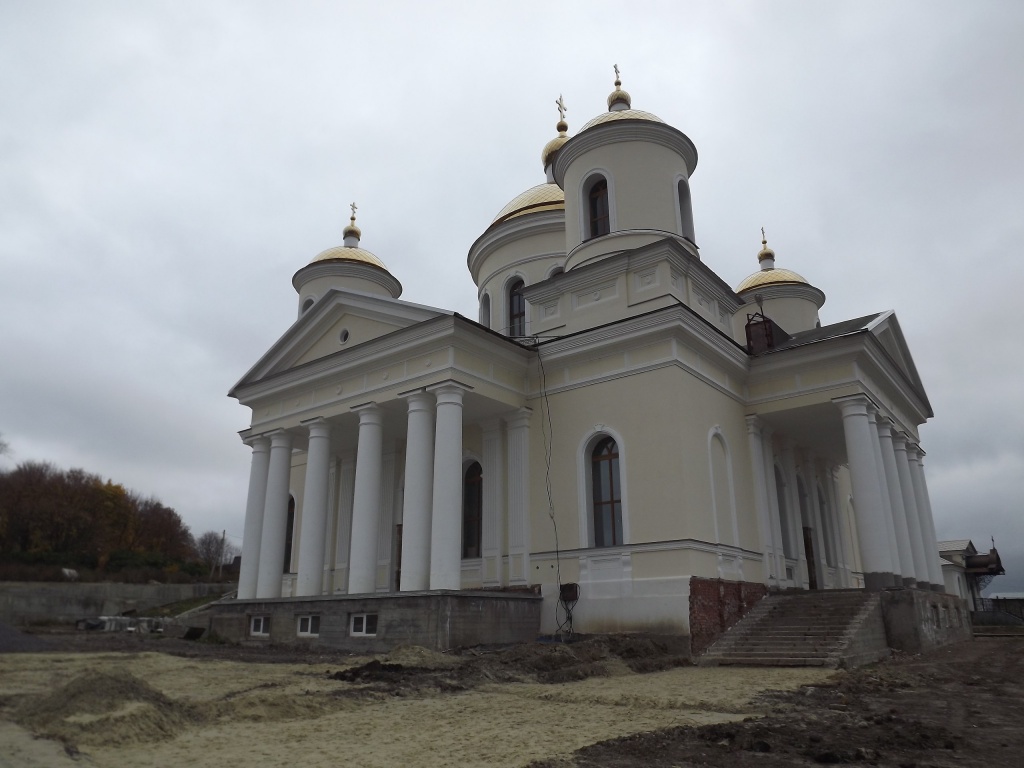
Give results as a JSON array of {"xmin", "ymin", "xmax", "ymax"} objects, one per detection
[{"xmin": 699, "ymin": 589, "xmax": 889, "ymax": 668}]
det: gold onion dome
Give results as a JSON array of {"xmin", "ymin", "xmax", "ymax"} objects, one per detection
[
  {"xmin": 736, "ymin": 232, "xmax": 808, "ymax": 293},
  {"xmin": 492, "ymin": 183, "xmax": 565, "ymax": 224},
  {"xmin": 736, "ymin": 267, "xmax": 809, "ymax": 293},
  {"xmin": 542, "ymin": 118, "xmax": 570, "ymax": 168},
  {"xmin": 607, "ymin": 76, "xmax": 631, "ymax": 110},
  {"xmin": 583, "ymin": 66, "xmax": 663, "ymax": 130},
  {"xmin": 310, "ymin": 203, "xmax": 389, "ymax": 271}
]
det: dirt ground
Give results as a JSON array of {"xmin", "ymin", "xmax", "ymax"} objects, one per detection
[{"xmin": 0, "ymin": 625, "xmax": 1021, "ymax": 768}]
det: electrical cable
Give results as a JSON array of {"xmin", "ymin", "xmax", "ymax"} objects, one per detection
[{"xmin": 535, "ymin": 339, "xmax": 575, "ymax": 641}]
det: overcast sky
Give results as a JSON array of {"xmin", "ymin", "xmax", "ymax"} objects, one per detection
[{"xmin": 2, "ymin": 1, "xmax": 1021, "ymax": 591}]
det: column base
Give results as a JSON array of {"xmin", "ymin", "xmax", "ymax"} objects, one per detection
[
  {"xmin": 863, "ymin": 571, "xmax": 899, "ymax": 591},
  {"xmin": 902, "ymin": 577, "xmax": 917, "ymax": 588},
  {"xmin": 930, "ymin": 583, "xmax": 945, "ymax": 593}
]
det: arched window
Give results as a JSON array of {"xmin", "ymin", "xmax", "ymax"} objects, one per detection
[
  {"xmin": 508, "ymin": 279, "xmax": 525, "ymax": 337},
  {"xmin": 479, "ymin": 293, "xmax": 491, "ymax": 329},
  {"xmin": 591, "ymin": 437, "xmax": 622, "ymax": 547},
  {"xmin": 677, "ymin": 178, "xmax": 695, "ymax": 242},
  {"xmin": 588, "ymin": 178, "xmax": 610, "ymax": 238},
  {"xmin": 462, "ymin": 462, "xmax": 483, "ymax": 559},
  {"xmin": 284, "ymin": 496, "xmax": 296, "ymax": 573},
  {"xmin": 301, "ymin": 297, "xmax": 315, "ymax": 314}
]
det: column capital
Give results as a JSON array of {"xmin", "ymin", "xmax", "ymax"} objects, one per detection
[
  {"xmin": 426, "ymin": 379, "xmax": 473, "ymax": 399},
  {"xmin": 506, "ymin": 406, "xmax": 533, "ymax": 431},
  {"xmin": 266, "ymin": 429, "xmax": 293, "ymax": 449},
  {"xmin": 301, "ymin": 417, "xmax": 331, "ymax": 440},
  {"xmin": 833, "ymin": 393, "xmax": 874, "ymax": 418},
  {"xmin": 351, "ymin": 402, "xmax": 383, "ymax": 424},
  {"xmin": 400, "ymin": 389, "xmax": 435, "ymax": 413},
  {"xmin": 244, "ymin": 434, "xmax": 271, "ymax": 451},
  {"xmin": 744, "ymin": 414, "xmax": 763, "ymax": 436}
]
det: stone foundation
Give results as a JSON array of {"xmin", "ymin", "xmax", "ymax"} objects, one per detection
[{"xmin": 209, "ymin": 589, "xmax": 542, "ymax": 653}]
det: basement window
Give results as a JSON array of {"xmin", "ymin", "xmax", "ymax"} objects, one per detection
[
  {"xmin": 250, "ymin": 616, "xmax": 271, "ymax": 637},
  {"xmin": 350, "ymin": 613, "xmax": 378, "ymax": 637},
  {"xmin": 297, "ymin": 615, "xmax": 321, "ymax": 637}
]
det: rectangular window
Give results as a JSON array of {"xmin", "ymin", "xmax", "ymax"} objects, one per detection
[
  {"xmin": 250, "ymin": 616, "xmax": 270, "ymax": 636},
  {"xmin": 297, "ymin": 615, "xmax": 321, "ymax": 637},
  {"xmin": 350, "ymin": 613, "xmax": 378, "ymax": 637}
]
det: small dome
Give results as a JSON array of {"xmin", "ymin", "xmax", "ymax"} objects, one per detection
[
  {"xmin": 542, "ymin": 118, "xmax": 570, "ymax": 168},
  {"xmin": 736, "ymin": 267, "xmax": 809, "ymax": 294},
  {"xmin": 581, "ymin": 108, "xmax": 665, "ymax": 131},
  {"xmin": 607, "ymin": 85, "xmax": 631, "ymax": 110},
  {"xmin": 492, "ymin": 183, "xmax": 565, "ymax": 224},
  {"xmin": 310, "ymin": 245, "xmax": 388, "ymax": 270}
]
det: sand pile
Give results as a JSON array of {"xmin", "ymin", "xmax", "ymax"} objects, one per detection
[{"xmin": 14, "ymin": 668, "xmax": 198, "ymax": 746}]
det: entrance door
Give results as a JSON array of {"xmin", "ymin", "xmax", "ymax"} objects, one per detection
[
  {"xmin": 802, "ymin": 526, "xmax": 819, "ymax": 590},
  {"xmin": 394, "ymin": 524, "xmax": 403, "ymax": 591}
]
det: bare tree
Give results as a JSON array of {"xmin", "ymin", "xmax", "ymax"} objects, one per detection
[
  {"xmin": 195, "ymin": 530, "xmax": 232, "ymax": 579},
  {"xmin": 0, "ymin": 432, "xmax": 9, "ymax": 457}
]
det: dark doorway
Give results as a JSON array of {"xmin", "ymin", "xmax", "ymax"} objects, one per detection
[
  {"xmin": 802, "ymin": 526, "xmax": 818, "ymax": 590},
  {"xmin": 283, "ymin": 496, "xmax": 295, "ymax": 573}
]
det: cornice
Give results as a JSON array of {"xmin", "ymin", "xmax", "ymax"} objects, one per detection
[
  {"xmin": 233, "ymin": 315, "xmax": 534, "ymax": 406},
  {"xmin": 553, "ymin": 120, "xmax": 698, "ymax": 185},
  {"xmin": 530, "ymin": 538, "xmax": 759, "ymax": 561},
  {"xmin": 737, "ymin": 280, "xmax": 826, "ymax": 309},
  {"xmin": 292, "ymin": 259, "xmax": 403, "ymax": 298},
  {"xmin": 466, "ymin": 210, "xmax": 566, "ymax": 282}
]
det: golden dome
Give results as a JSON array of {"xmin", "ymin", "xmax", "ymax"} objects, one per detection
[
  {"xmin": 310, "ymin": 245, "xmax": 388, "ymax": 270},
  {"xmin": 542, "ymin": 118, "xmax": 570, "ymax": 168},
  {"xmin": 607, "ymin": 84, "xmax": 631, "ymax": 109},
  {"xmin": 736, "ymin": 267, "xmax": 809, "ymax": 294},
  {"xmin": 581, "ymin": 108, "xmax": 665, "ymax": 131},
  {"xmin": 492, "ymin": 183, "xmax": 565, "ymax": 224}
]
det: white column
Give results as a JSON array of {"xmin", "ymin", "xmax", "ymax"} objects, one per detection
[
  {"xmin": 835, "ymin": 395, "xmax": 897, "ymax": 590},
  {"xmin": 333, "ymin": 454, "xmax": 356, "ymax": 591},
  {"xmin": 506, "ymin": 407, "xmax": 532, "ymax": 585},
  {"xmin": 348, "ymin": 405, "xmax": 383, "ymax": 594},
  {"xmin": 376, "ymin": 448, "xmax": 397, "ymax": 590},
  {"xmin": 256, "ymin": 430, "xmax": 293, "ymax": 598},
  {"xmin": 827, "ymin": 466, "xmax": 852, "ymax": 587},
  {"xmin": 761, "ymin": 426, "xmax": 788, "ymax": 581},
  {"xmin": 481, "ymin": 419, "xmax": 506, "ymax": 587},
  {"xmin": 322, "ymin": 458, "xmax": 338, "ymax": 590},
  {"xmin": 867, "ymin": 407, "xmax": 902, "ymax": 580},
  {"xmin": 400, "ymin": 392, "xmax": 435, "ymax": 592},
  {"xmin": 806, "ymin": 461, "xmax": 832, "ymax": 588},
  {"xmin": 893, "ymin": 434, "xmax": 930, "ymax": 589},
  {"xmin": 430, "ymin": 384, "xmax": 467, "ymax": 590},
  {"xmin": 908, "ymin": 445, "xmax": 944, "ymax": 590},
  {"xmin": 745, "ymin": 416, "xmax": 778, "ymax": 586},
  {"xmin": 876, "ymin": 421, "xmax": 917, "ymax": 587},
  {"xmin": 238, "ymin": 436, "xmax": 270, "ymax": 600},
  {"xmin": 295, "ymin": 419, "xmax": 331, "ymax": 597},
  {"xmin": 779, "ymin": 444, "xmax": 809, "ymax": 588}
]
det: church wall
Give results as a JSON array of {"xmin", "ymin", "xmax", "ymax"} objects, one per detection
[{"xmin": 525, "ymin": 364, "xmax": 758, "ymax": 558}]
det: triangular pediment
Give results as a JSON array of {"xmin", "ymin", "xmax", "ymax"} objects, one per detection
[
  {"xmin": 866, "ymin": 311, "xmax": 931, "ymax": 412},
  {"xmin": 230, "ymin": 288, "xmax": 447, "ymax": 395}
]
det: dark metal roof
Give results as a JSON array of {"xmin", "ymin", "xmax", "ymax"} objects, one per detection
[{"xmin": 765, "ymin": 312, "xmax": 884, "ymax": 353}]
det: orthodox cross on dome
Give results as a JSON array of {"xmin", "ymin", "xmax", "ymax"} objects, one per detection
[
  {"xmin": 556, "ymin": 94, "xmax": 567, "ymax": 121},
  {"xmin": 761, "ymin": 226, "xmax": 766, "ymax": 244},
  {"xmin": 614, "ymin": 63, "xmax": 620, "ymax": 81},
  {"xmin": 349, "ymin": 201, "xmax": 358, "ymax": 222}
]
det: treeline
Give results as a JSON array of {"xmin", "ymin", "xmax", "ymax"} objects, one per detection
[{"xmin": 0, "ymin": 461, "xmax": 221, "ymax": 583}]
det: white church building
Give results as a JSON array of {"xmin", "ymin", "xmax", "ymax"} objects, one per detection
[{"xmin": 227, "ymin": 74, "xmax": 946, "ymax": 645}]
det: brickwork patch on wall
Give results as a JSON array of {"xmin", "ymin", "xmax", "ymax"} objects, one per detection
[{"xmin": 688, "ymin": 576, "xmax": 768, "ymax": 654}]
